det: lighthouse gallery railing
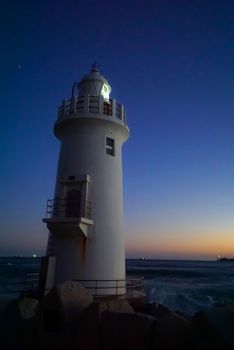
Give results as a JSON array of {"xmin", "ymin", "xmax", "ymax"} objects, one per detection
[
  {"xmin": 21, "ymin": 274, "xmax": 144, "ymax": 299},
  {"xmin": 76, "ymin": 276, "xmax": 145, "ymax": 298},
  {"xmin": 57, "ymin": 96, "xmax": 126, "ymax": 123},
  {"xmin": 45, "ymin": 198, "xmax": 92, "ymax": 220}
]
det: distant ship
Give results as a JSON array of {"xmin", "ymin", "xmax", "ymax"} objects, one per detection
[{"xmin": 217, "ymin": 255, "xmax": 234, "ymax": 262}]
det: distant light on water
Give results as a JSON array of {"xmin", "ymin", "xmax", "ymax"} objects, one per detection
[{"xmin": 32, "ymin": 254, "xmax": 37, "ymax": 258}]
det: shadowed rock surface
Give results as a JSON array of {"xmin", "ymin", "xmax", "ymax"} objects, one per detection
[
  {"xmin": 75, "ymin": 299, "xmax": 135, "ymax": 349},
  {"xmin": 192, "ymin": 305, "xmax": 234, "ymax": 350},
  {"xmin": 99, "ymin": 311, "xmax": 157, "ymax": 350},
  {"xmin": 151, "ymin": 311, "xmax": 192, "ymax": 350},
  {"xmin": 36, "ymin": 281, "xmax": 93, "ymax": 349},
  {"xmin": 132, "ymin": 302, "xmax": 170, "ymax": 319},
  {"xmin": 0, "ymin": 298, "xmax": 38, "ymax": 349},
  {"xmin": 1, "ymin": 281, "xmax": 234, "ymax": 350}
]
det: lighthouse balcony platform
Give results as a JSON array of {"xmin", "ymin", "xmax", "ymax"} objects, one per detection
[
  {"xmin": 56, "ymin": 95, "xmax": 127, "ymax": 126},
  {"xmin": 43, "ymin": 198, "xmax": 93, "ymax": 239}
]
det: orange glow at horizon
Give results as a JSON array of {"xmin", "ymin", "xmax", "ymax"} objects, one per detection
[{"xmin": 125, "ymin": 229, "xmax": 234, "ymax": 259}]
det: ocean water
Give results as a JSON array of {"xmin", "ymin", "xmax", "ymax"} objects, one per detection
[
  {"xmin": 0, "ymin": 257, "xmax": 41, "ymax": 310},
  {"xmin": 0, "ymin": 257, "xmax": 234, "ymax": 315},
  {"xmin": 126, "ymin": 259, "xmax": 234, "ymax": 314}
]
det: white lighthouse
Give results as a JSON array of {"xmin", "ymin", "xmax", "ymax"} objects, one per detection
[{"xmin": 42, "ymin": 65, "xmax": 129, "ymax": 296}]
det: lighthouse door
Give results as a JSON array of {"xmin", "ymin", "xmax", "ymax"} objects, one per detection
[{"xmin": 65, "ymin": 189, "xmax": 81, "ymax": 218}]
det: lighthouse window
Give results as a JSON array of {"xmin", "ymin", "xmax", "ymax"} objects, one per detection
[
  {"xmin": 101, "ymin": 84, "xmax": 109, "ymax": 99},
  {"xmin": 106, "ymin": 137, "xmax": 115, "ymax": 156}
]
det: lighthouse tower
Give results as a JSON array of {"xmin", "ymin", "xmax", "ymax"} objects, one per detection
[{"xmin": 42, "ymin": 65, "xmax": 129, "ymax": 296}]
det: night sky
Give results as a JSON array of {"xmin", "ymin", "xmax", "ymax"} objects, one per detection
[{"xmin": 1, "ymin": 0, "xmax": 234, "ymax": 259}]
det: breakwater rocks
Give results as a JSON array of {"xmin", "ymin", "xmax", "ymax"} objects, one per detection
[{"xmin": 0, "ymin": 281, "xmax": 234, "ymax": 349}]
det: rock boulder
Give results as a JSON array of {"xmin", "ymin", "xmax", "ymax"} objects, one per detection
[
  {"xmin": 75, "ymin": 299, "xmax": 134, "ymax": 349},
  {"xmin": 133, "ymin": 302, "xmax": 170, "ymax": 319},
  {"xmin": 99, "ymin": 311, "xmax": 157, "ymax": 350},
  {"xmin": 36, "ymin": 281, "xmax": 93, "ymax": 350},
  {"xmin": 0, "ymin": 297, "xmax": 38, "ymax": 349},
  {"xmin": 152, "ymin": 312, "xmax": 192, "ymax": 350},
  {"xmin": 192, "ymin": 305, "xmax": 234, "ymax": 349}
]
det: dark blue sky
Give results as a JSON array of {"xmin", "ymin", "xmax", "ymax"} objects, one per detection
[{"xmin": 1, "ymin": 0, "xmax": 234, "ymax": 258}]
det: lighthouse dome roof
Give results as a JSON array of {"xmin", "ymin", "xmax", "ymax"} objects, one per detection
[{"xmin": 78, "ymin": 64, "xmax": 112, "ymax": 99}]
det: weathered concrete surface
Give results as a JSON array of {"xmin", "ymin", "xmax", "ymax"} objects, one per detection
[
  {"xmin": 36, "ymin": 281, "xmax": 93, "ymax": 349},
  {"xmin": 98, "ymin": 299, "xmax": 135, "ymax": 314},
  {"xmin": 0, "ymin": 298, "xmax": 38, "ymax": 349},
  {"xmin": 19, "ymin": 297, "xmax": 39, "ymax": 320},
  {"xmin": 75, "ymin": 299, "xmax": 134, "ymax": 349}
]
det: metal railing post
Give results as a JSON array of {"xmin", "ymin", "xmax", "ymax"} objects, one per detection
[
  {"xmin": 72, "ymin": 277, "xmax": 144, "ymax": 298},
  {"xmin": 45, "ymin": 198, "xmax": 92, "ymax": 220}
]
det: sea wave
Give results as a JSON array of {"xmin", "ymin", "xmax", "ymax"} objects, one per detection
[{"xmin": 126, "ymin": 259, "xmax": 234, "ymax": 314}]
